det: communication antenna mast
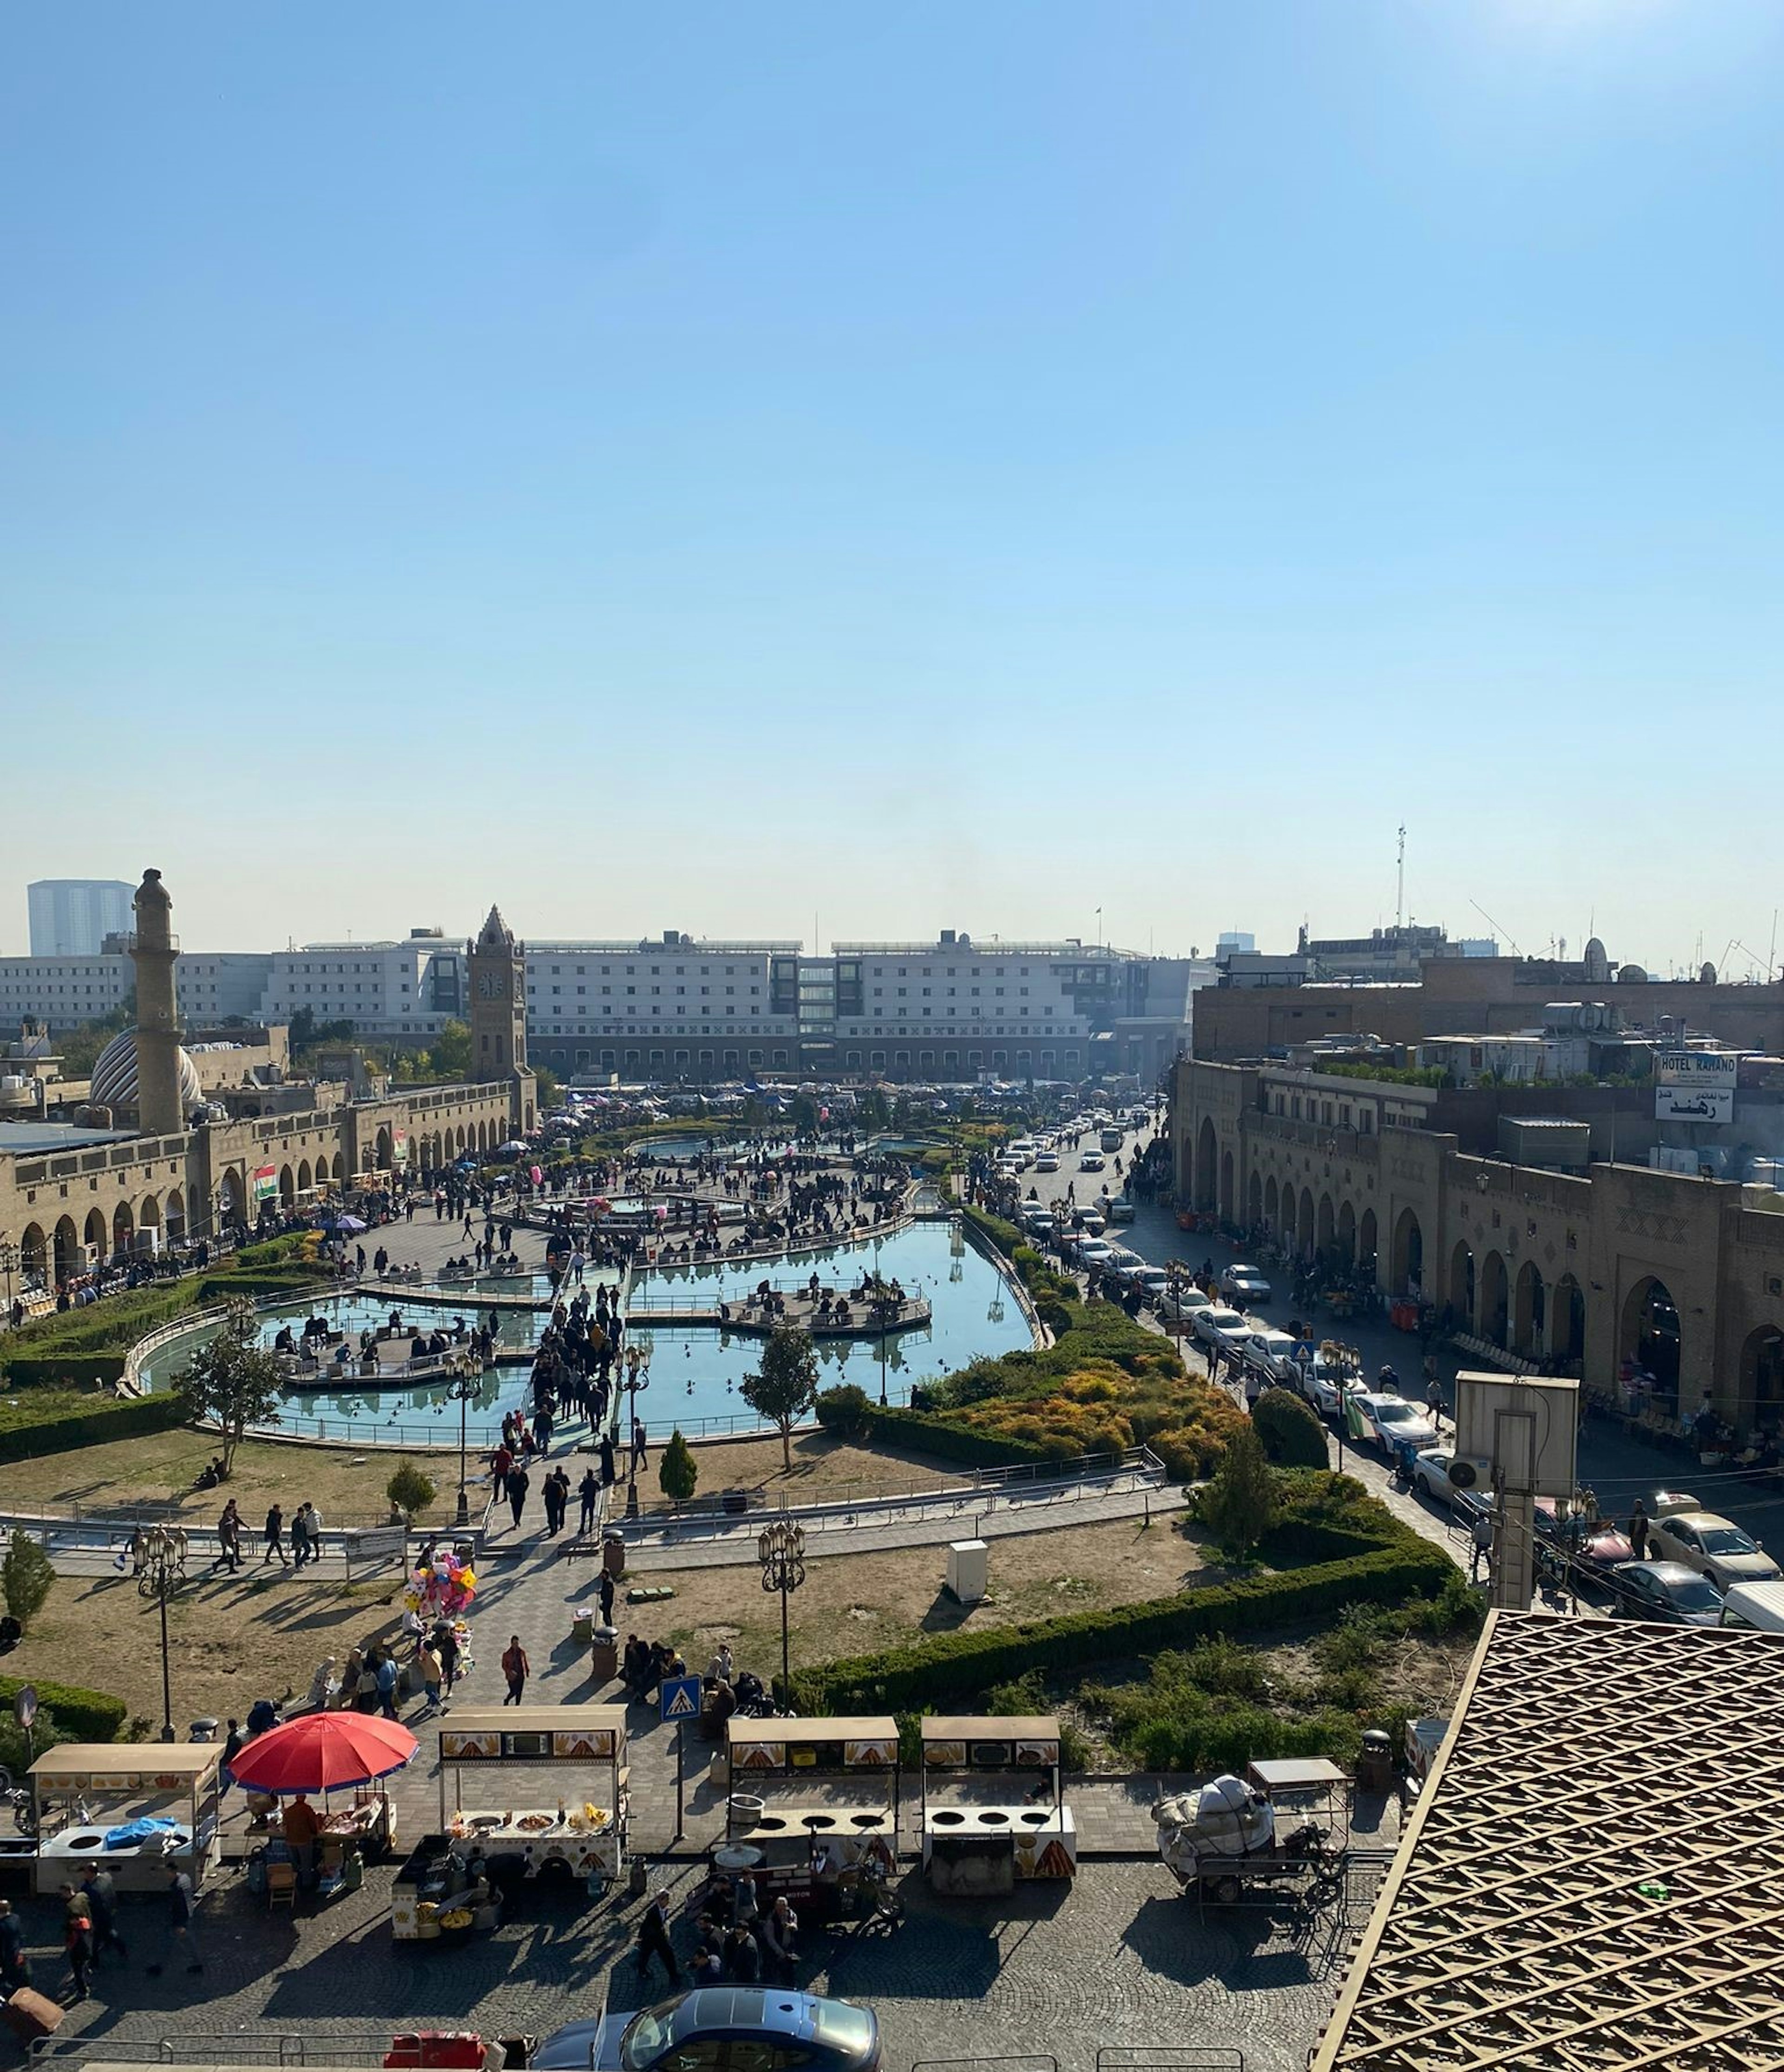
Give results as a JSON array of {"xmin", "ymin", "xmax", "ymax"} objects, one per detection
[{"xmin": 1396, "ymin": 826, "xmax": 1406, "ymax": 932}]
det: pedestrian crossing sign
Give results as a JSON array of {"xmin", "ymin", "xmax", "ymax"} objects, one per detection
[{"xmin": 660, "ymin": 1674, "xmax": 702, "ymax": 1722}]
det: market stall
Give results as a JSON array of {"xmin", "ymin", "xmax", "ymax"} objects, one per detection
[
  {"xmin": 226, "ymin": 1710, "xmax": 415, "ymax": 1890},
  {"xmin": 29, "ymin": 1744, "xmax": 223, "ymax": 1895},
  {"xmin": 919, "ymin": 1716, "xmax": 1076, "ymax": 1896},
  {"xmin": 392, "ymin": 1706, "xmax": 629, "ymax": 1939},
  {"xmin": 716, "ymin": 1717, "xmax": 899, "ymax": 1918}
]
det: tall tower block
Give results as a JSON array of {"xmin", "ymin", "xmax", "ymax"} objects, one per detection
[{"xmin": 130, "ymin": 867, "xmax": 184, "ymax": 1135}]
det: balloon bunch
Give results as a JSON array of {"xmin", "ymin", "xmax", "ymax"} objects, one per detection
[{"xmin": 403, "ymin": 1546, "xmax": 478, "ymax": 1622}]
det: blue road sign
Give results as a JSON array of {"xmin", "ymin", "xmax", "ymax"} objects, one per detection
[{"xmin": 660, "ymin": 1673, "xmax": 702, "ymax": 1723}]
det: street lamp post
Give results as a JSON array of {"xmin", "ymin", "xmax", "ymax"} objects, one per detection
[
  {"xmin": 447, "ymin": 1357, "xmax": 482, "ymax": 1526},
  {"xmin": 137, "ymin": 1529, "xmax": 186, "ymax": 1743},
  {"xmin": 623, "ymin": 1346, "xmax": 648, "ymax": 1519},
  {"xmin": 757, "ymin": 1517, "xmax": 807, "ymax": 1700}
]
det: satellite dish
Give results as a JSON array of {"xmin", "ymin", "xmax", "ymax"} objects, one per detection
[{"xmin": 1448, "ymin": 1459, "xmax": 1479, "ymax": 1490}]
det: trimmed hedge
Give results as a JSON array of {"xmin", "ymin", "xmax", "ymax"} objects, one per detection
[
  {"xmin": 0, "ymin": 1356, "xmax": 128, "ymax": 1390},
  {"xmin": 794, "ymin": 1472, "xmax": 1458, "ymax": 1713},
  {"xmin": 0, "ymin": 1392, "xmax": 189, "ymax": 1463},
  {"xmin": 960, "ymin": 1205, "xmax": 1023, "ymax": 1259},
  {"xmin": 853, "ymin": 1403, "xmax": 1061, "ymax": 1471},
  {"xmin": 0, "ymin": 1673, "xmax": 129, "ymax": 1743}
]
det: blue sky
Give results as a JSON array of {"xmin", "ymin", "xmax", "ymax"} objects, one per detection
[{"xmin": 4, "ymin": 2, "xmax": 1782, "ymax": 974}]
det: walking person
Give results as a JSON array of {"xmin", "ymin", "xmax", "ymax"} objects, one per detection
[
  {"xmin": 597, "ymin": 1566, "xmax": 616, "ymax": 1627},
  {"xmin": 434, "ymin": 1622, "xmax": 460, "ymax": 1698},
  {"xmin": 507, "ymin": 1464, "xmax": 530, "ymax": 1531},
  {"xmin": 152, "ymin": 1861, "xmax": 203, "ymax": 1975},
  {"xmin": 375, "ymin": 1650, "xmax": 400, "ymax": 1721},
  {"xmin": 636, "ymin": 1889, "xmax": 681, "ymax": 1990},
  {"xmin": 262, "ymin": 1502, "xmax": 289, "ymax": 1566},
  {"xmin": 502, "ymin": 1634, "xmax": 530, "ymax": 1706},
  {"xmin": 60, "ymin": 1884, "xmax": 93, "ymax": 2002},
  {"xmin": 0, "ymin": 1899, "xmax": 30, "ymax": 1993},
  {"xmin": 81, "ymin": 1864, "xmax": 126, "ymax": 1966},
  {"xmin": 290, "ymin": 1502, "xmax": 312, "ymax": 1571},
  {"xmin": 211, "ymin": 1499, "xmax": 243, "ymax": 1574},
  {"xmin": 1628, "ymin": 1499, "xmax": 1650, "ymax": 1561},
  {"xmin": 631, "ymin": 1419, "xmax": 648, "ymax": 1473},
  {"xmin": 578, "ymin": 1468, "xmax": 599, "ymax": 1536}
]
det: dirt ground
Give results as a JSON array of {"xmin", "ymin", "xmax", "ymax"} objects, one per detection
[
  {"xmin": 673, "ymin": 1429, "xmax": 959, "ymax": 1501},
  {"xmin": 5, "ymin": 1565, "xmax": 406, "ymax": 1736},
  {"xmin": 636, "ymin": 1513, "xmax": 1213, "ymax": 1674},
  {"xmin": 0, "ymin": 1427, "xmax": 468, "ymax": 1528}
]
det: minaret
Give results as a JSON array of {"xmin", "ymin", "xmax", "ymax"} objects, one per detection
[{"xmin": 130, "ymin": 868, "xmax": 184, "ymax": 1135}]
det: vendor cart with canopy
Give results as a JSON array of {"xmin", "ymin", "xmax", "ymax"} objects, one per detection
[
  {"xmin": 919, "ymin": 1716, "xmax": 1076, "ymax": 1896},
  {"xmin": 29, "ymin": 1744, "xmax": 223, "ymax": 1895},
  {"xmin": 715, "ymin": 1717, "xmax": 899, "ymax": 1921}
]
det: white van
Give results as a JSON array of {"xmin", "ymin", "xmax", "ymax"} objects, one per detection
[
  {"xmin": 1719, "ymin": 1579, "xmax": 1784, "ymax": 1632},
  {"xmin": 1099, "ymin": 1128, "xmax": 1124, "ymax": 1153}
]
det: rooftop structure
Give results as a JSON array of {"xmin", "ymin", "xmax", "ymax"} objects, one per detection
[{"xmin": 1314, "ymin": 1610, "xmax": 1784, "ymax": 2071}]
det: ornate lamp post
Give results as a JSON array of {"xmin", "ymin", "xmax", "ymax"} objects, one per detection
[
  {"xmin": 446, "ymin": 1355, "xmax": 482, "ymax": 1526},
  {"xmin": 137, "ymin": 1527, "xmax": 188, "ymax": 1742},
  {"xmin": 757, "ymin": 1517, "xmax": 807, "ymax": 1699},
  {"xmin": 623, "ymin": 1344, "xmax": 649, "ymax": 1519},
  {"xmin": 0, "ymin": 1238, "xmax": 19, "ymax": 1314}
]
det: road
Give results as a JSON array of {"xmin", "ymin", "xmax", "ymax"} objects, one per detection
[{"xmin": 1010, "ymin": 1111, "xmax": 1784, "ymax": 1572}]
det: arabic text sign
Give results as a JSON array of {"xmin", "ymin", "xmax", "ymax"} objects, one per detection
[{"xmin": 1655, "ymin": 1085, "xmax": 1733, "ymax": 1124}]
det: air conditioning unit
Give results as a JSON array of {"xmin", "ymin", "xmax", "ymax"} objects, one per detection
[{"xmin": 1445, "ymin": 1456, "xmax": 1493, "ymax": 1494}]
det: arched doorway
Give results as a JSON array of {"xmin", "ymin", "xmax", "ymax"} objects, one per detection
[
  {"xmin": 53, "ymin": 1216, "xmax": 79, "ymax": 1284},
  {"xmin": 297, "ymin": 1160, "xmax": 312, "ymax": 1194},
  {"xmin": 20, "ymin": 1223, "xmax": 46, "ymax": 1285},
  {"xmin": 1247, "ymin": 1172, "xmax": 1263, "ymax": 1226},
  {"xmin": 1552, "ymin": 1274, "xmax": 1585, "ymax": 1368},
  {"xmin": 139, "ymin": 1196, "xmax": 161, "ymax": 1253},
  {"xmin": 1391, "ymin": 1207, "xmax": 1423, "ymax": 1295},
  {"xmin": 376, "ymin": 1128, "xmax": 394, "ymax": 1172},
  {"xmin": 112, "ymin": 1200, "xmax": 134, "ymax": 1261},
  {"xmin": 1196, "ymin": 1118, "xmax": 1217, "ymax": 1212},
  {"xmin": 279, "ymin": 1164, "xmax": 295, "ymax": 1206},
  {"xmin": 165, "ymin": 1188, "xmax": 185, "ymax": 1244},
  {"xmin": 1514, "ymin": 1262, "xmax": 1546, "ymax": 1358},
  {"xmin": 1621, "ymin": 1277, "xmax": 1682, "ymax": 1405},
  {"xmin": 1740, "ymin": 1326, "xmax": 1784, "ymax": 1428},
  {"xmin": 332, "ymin": 1153, "xmax": 345, "ymax": 1181},
  {"xmin": 1449, "ymin": 1243, "xmax": 1476, "ymax": 1329},
  {"xmin": 84, "ymin": 1207, "xmax": 107, "ymax": 1260},
  {"xmin": 1297, "ymin": 1187, "xmax": 1316, "ymax": 1257},
  {"xmin": 1358, "ymin": 1207, "xmax": 1377, "ymax": 1275},
  {"xmin": 1480, "ymin": 1251, "xmax": 1509, "ymax": 1348},
  {"xmin": 1317, "ymin": 1193, "xmax": 1335, "ymax": 1255},
  {"xmin": 1264, "ymin": 1176, "xmax": 1279, "ymax": 1231},
  {"xmin": 219, "ymin": 1170, "xmax": 243, "ymax": 1229},
  {"xmin": 1337, "ymin": 1200, "xmax": 1356, "ymax": 1264},
  {"xmin": 1219, "ymin": 1148, "xmax": 1234, "ymax": 1222}
]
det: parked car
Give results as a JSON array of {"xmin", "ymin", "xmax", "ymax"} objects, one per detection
[
  {"xmin": 1410, "ymin": 1448, "xmax": 1489, "ymax": 1518},
  {"xmin": 1647, "ymin": 1501, "xmax": 1781, "ymax": 1589},
  {"xmin": 1193, "ymin": 1305, "xmax": 1255, "ymax": 1356},
  {"xmin": 534, "ymin": 1991, "xmax": 882, "ymax": 2072},
  {"xmin": 1132, "ymin": 1266, "xmax": 1173, "ymax": 1305},
  {"xmin": 1076, "ymin": 1239, "xmax": 1117, "ymax": 1268},
  {"xmin": 1533, "ymin": 1500, "xmax": 1635, "ymax": 1585},
  {"xmin": 1299, "ymin": 1354, "xmax": 1357, "ymax": 1417},
  {"xmin": 1035, "ymin": 1152, "xmax": 1060, "ymax": 1173},
  {"xmin": 1079, "ymin": 1151, "xmax": 1106, "ymax": 1172},
  {"xmin": 1612, "ymin": 1561, "xmax": 1726, "ymax": 1626},
  {"xmin": 1103, "ymin": 1195, "xmax": 1135, "ymax": 1224},
  {"xmin": 1345, "ymin": 1391, "xmax": 1439, "ymax": 1461},
  {"xmin": 1156, "ymin": 1283, "xmax": 1212, "ymax": 1325},
  {"xmin": 1219, "ymin": 1264, "xmax": 1273, "ymax": 1305},
  {"xmin": 1242, "ymin": 1329, "xmax": 1303, "ymax": 1388}
]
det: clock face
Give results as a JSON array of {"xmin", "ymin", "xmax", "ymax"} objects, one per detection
[{"xmin": 477, "ymin": 973, "xmax": 506, "ymax": 999}]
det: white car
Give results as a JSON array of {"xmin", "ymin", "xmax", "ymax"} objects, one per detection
[
  {"xmin": 1079, "ymin": 1151, "xmax": 1106, "ymax": 1172},
  {"xmin": 1035, "ymin": 1152, "xmax": 1060, "ymax": 1173},
  {"xmin": 1242, "ymin": 1329, "xmax": 1303, "ymax": 1386},
  {"xmin": 1649, "ymin": 1504, "xmax": 1782, "ymax": 1590},
  {"xmin": 1193, "ymin": 1305, "xmax": 1254, "ymax": 1355},
  {"xmin": 1219, "ymin": 1264, "xmax": 1274, "ymax": 1305},
  {"xmin": 1346, "ymin": 1391, "xmax": 1440, "ymax": 1461},
  {"xmin": 1299, "ymin": 1357, "xmax": 1357, "ymax": 1417},
  {"xmin": 1132, "ymin": 1267, "xmax": 1173, "ymax": 1304},
  {"xmin": 1075, "ymin": 1239, "xmax": 1116, "ymax": 1267},
  {"xmin": 1156, "ymin": 1283, "xmax": 1211, "ymax": 1325}
]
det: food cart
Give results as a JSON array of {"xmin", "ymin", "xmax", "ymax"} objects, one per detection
[
  {"xmin": 29, "ymin": 1744, "xmax": 223, "ymax": 1895},
  {"xmin": 1153, "ymin": 1757, "xmax": 1348, "ymax": 1915},
  {"xmin": 392, "ymin": 1706, "xmax": 629, "ymax": 1940},
  {"xmin": 918, "ymin": 1716, "xmax": 1076, "ymax": 1896},
  {"xmin": 716, "ymin": 1717, "xmax": 899, "ymax": 1920}
]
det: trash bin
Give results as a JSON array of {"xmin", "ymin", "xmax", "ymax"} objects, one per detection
[
  {"xmin": 571, "ymin": 1609, "xmax": 594, "ymax": 1648},
  {"xmin": 1357, "ymin": 1728, "xmax": 1394, "ymax": 1794},
  {"xmin": 588, "ymin": 1624, "xmax": 618, "ymax": 1684},
  {"xmin": 602, "ymin": 1530, "xmax": 626, "ymax": 1580}
]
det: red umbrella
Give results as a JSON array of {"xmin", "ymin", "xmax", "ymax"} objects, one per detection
[{"xmin": 229, "ymin": 1711, "xmax": 418, "ymax": 1794}]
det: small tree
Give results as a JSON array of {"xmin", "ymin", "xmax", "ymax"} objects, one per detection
[
  {"xmin": 814, "ymin": 1383, "xmax": 872, "ymax": 1440},
  {"xmin": 1197, "ymin": 1423, "xmax": 1279, "ymax": 1561},
  {"xmin": 659, "ymin": 1429, "xmax": 698, "ymax": 1510},
  {"xmin": 175, "ymin": 1300, "xmax": 283, "ymax": 1475},
  {"xmin": 386, "ymin": 1459, "xmax": 437, "ymax": 1520},
  {"xmin": 1251, "ymin": 1386, "xmax": 1330, "ymax": 1469},
  {"xmin": 2, "ymin": 1528, "xmax": 56, "ymax": 1630},
  {"xmin": 742, "ymin": 1325, "xmax": 820, "ymax": 1469}
]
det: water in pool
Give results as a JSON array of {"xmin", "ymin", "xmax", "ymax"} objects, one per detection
[{"xmin": 130, "ymin": 1219, "xmax": 1029, "ymax": 1446}]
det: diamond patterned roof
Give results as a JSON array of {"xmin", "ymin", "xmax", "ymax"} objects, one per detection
[{"xmin": 1312, "ymin": 1610, "xmax": 1784, "ymax": 2072}]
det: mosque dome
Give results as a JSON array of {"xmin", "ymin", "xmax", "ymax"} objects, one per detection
[{"xmin": 88, "ymin": 1031, "xmax": 203, "ymax": 1117}]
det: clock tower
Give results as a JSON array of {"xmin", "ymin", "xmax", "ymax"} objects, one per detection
[{"xmin": 466, "ymin": 905, "xmax": 534, "ymax": 1131}]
